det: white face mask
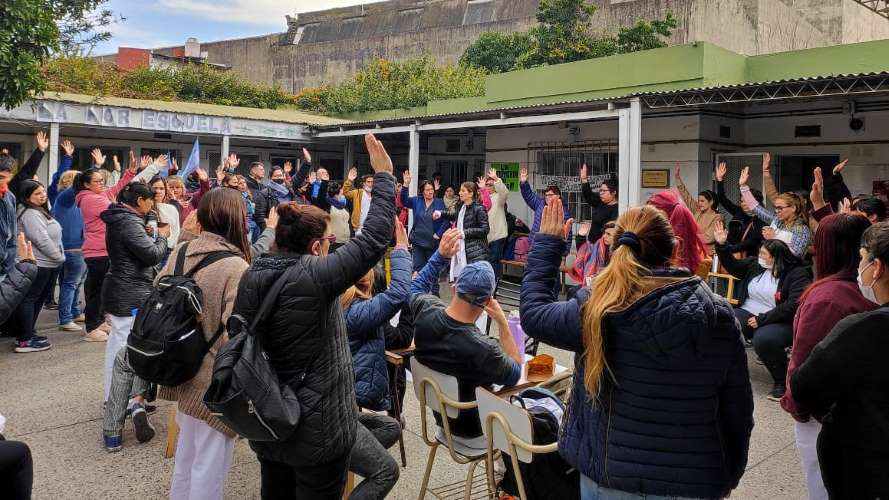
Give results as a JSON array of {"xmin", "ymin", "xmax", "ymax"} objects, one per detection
[
  {"xmin": 858, "ymin": 262, "xmax": 878, "ymax": 304},
  {"xmin": 758, "ymin": 257, "xmax": 773, "ymax": 270}
]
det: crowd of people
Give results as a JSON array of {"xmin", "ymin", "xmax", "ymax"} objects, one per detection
[{"xmin": 0, "ymin": 130, "xmax": 887, "ymax": 500}]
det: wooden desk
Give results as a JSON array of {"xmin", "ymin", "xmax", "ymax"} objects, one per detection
[
  {"xmin": 493, "ymin": 355, "xmax": 570, "ymax": 397},
  {"xmin": 384, "ymin": 344, "xmax": 415, "ymax": 467}
]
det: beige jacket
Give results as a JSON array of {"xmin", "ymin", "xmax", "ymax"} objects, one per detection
[
  {"xmin": 156, "ymin": 232, "xmax": 249, "ymax": 437},
  {"xmin": 487, "ymin": 179, "xmax": 510, "ymax": 242},
  {"xmin": 677, "ymin": 182, "xmax": 720, "ymax": 255}
]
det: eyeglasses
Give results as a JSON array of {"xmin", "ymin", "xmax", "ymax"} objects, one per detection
[
  {"xmin": 774, "ymin": 205, "xmax": 790, "ymax": 211},
  {"xmin": 544, "ymin": 193, "xmax": 557, "ymax": 198},
  {"xmin": 599, "ymin": 188, "xmax": 611, "ymax": 194},
  {"xmin": 314, "ymin": 234, "xmax": 337, "ymax": 245}
]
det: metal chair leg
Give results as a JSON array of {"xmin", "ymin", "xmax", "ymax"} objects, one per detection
[
  {"xmin": 463, "ymin": 459, "xmax": 481, "ymax": 500},
  {"xmin": 418, "ymin": 443, "xmax": 438, "ymax": 500},
  {"xmin": 484, "ymin": 452, "xmax": 496, "ymax": 499}
]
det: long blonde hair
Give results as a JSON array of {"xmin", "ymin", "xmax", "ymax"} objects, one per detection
[
  {"xmin": 341, "ymin": 269, "xmax": 375, "ymax": 310},
  {"xmin": 58, "ymin": 170, "xmax": 79, "ymax": 192},
  {"xmin": 581, "ymin": 206, "xmax": 676, "ymax": 396}
]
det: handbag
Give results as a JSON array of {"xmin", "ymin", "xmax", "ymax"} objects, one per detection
[{"xmin": 203, "ymin": 266, "xmax": 304, "ymax": 442}]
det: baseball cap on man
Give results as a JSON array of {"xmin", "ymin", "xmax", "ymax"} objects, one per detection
[{"xmin": 455, "ymin": 261, "xmax": 496, "ymax": 307}]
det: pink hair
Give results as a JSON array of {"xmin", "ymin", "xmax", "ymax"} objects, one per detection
[{"xmin": 647, "ymin": 190, "xmax": 707, "ymax": 272}]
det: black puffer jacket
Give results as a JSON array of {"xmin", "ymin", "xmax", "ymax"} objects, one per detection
[
  {"xmin": 0, "ymin": 260, "xmax": 37, "ymax": 323},
  {"xmin": 100, "ymin": 204, "xmax": 168, "ymax": 317},
  {"xmin": 233, "ymin": 172, "xmax": 396, "ymax": 466},
  {"xmin": 454, "ymin": 201, "xmax": 489, "ymax": 263},
  {"xmin": 246, "ymin": 176, "xmax": 274, "ymax": 230}
]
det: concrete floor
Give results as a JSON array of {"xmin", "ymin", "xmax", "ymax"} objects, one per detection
[{"xmin": 0, "ymin": 306, "xmax": 807, "ymax": 499}]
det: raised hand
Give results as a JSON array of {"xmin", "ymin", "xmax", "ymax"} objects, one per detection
[
  {"xmin": 810, "ymin": 167, "xmax": 825, "ymax": 210},
  {"xmin": 364, "ymin": 134, "xmax": 393, "ymax": 174},
  {"xmin": 519, "ymin": 167, "xmax": 528, "ymax": 183},
  {"xmin": 112, "ymin": 155, "xmax": 121, "ymax": 172},
  {"xmin": 839, "ymin": 197, "xmax": 852, "ymax": 214},
  {"xmin": 739, "ymin": 166, "xmax": 750, "ymax": 187},
  {"xmin": 437, "ymin": 228, "xmax": 464, "ymax": 258},
  {"xmin": 307, "ymin": 171, "xmax": 316, "ymax": 184},
  {"xmin": 215, "ymin": 164, "xmax": 225, "ymax": 181},
  {"xmin": 714, "ymin": 220, "xmax": 729, "ymax": 245},
  {"xmin": 265, "ymin": 206, "xmax": 279, "ymax": 230},
  {"xmin": 128, "ymin": 150, "xmax": 137, "ymax": 170},
  {"xmin": 140, "ymin": 155, "xmax": 152, "ymax": 170},
  {"xmin": 302, "ymin": 148, "xmax": 312, "ymax": 164},
  {"xmin": 318, "ymin": 169, "xmax": 329, "ymax": 181},
  {"xmin": 833, "ymin": 159, "xmax": 848, "ymax": 176},
  {"xmin": 283, "ymin": 160, "xmax": 293, "ymax": 174},
  {"xmin": 762, "ymin": 153, "xmax": 771, "ymax": 174},
  {"xmin": 91, "ymin": 148, "xmax": 106, "ymax": 167},
  {"xmin": 227, "ymin": 153, "xmax": 240, "ymax": 168},
  {"xmin": 402, "ymin": 170, "xmax": 412, "ymax": 186},
  {"xmin": 61, "ymin": 140, "xmax": 74, "ymax": 157},
  {"xmin": 394, "ymin": 218, "xmax": 408, "ymax": 247},
  {"xmin": 195, "ymin": 167, "xmax": 209, "ymax": 182},
  {"xmin": 171, "ymin": 157, "xmax": 179, "ymax": 172},
  {"xmin": 347, "ymin": 167, "xmax": 358, "ymax": 182},
  {"xmin": 540, "ymin": 198, "xmax": 573, "ymax": 240},
  {"xmin": 716, "ymin": 162, "xmax": 727, "ymax": 182},
  {"xmin": 762, "ymin": 227, "xmax": 777, "ymax": 240},
  {"xmin": 35, "ymin": 131, "xmax": 49, "ymax": 152},
  {"xmin": 580, "ymin": 163, "xmax": 588, "ymax": 183},
  {"xmin": 674, "ymin": 162, "xmax": 682, "ymax": 183},
  {"xmin": 16, "ymin": 233, "xmax": 34, "ymax": 262},
  {"xmin": 488, "ymin": 167, "xmax": 498, "ymax": 181},
  {"xmin": 154, "ymin": 154, "xmax": 168, "ymax": 168}
]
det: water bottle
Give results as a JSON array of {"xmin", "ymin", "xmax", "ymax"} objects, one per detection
[
  {"xmin": 507, "ymin": 310, "xmax": 525, "ymax": 363},
  {"xmin": 146, "ymin": 212, "xmax": 158, "ymax": 242}
]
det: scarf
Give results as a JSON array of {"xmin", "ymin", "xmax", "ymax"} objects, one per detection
[
  {"xmin": 449, "ymin": 204, "xmax": 468, "ymax": 283},
  {"xmin": 569, "ymin": 237, "xmax": 609, "ymax": 284}
]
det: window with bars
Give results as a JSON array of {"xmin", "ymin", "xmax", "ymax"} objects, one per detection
[{"xmin": 526, "ymin": 141, "xmax": 618, "ymax": 222}]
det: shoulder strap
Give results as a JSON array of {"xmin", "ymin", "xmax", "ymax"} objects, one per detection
[
  {"xmin": 248, "ymin": 265, "xmax": 296, "ymax": 332},
  {"xmin": 173, "ymin": 241, "xmax": 191, "ymax": 276},
  {"xmin": 185, "ymin": 251, "xmax": 240, "ymax": 279}
]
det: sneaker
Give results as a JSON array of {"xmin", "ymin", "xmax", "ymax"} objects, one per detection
[
  {"xmin": 98, "ymin": 321, "xmax": 111, "ymax": 334},
  {"xmin": 74, "ymin": 314, "xmax": 85, "ymax": 323},
  {"xmin": 14, "ymin": 338, "xmax": 51, "ymax": 353},
  {"xmin": 130, "ymin": 404, "xmax": 155, "ymax": 443},
  {"xmin": 44, "ymin": 301, "xmax": 58, "ymax": 310},
  {"xmin": 103, "ymin": 434, "xmax": 122, "ymax": 453},
  {"xmin": 83, "ymin": 329, "xmax": 108, "ymax": 342},
  {"xmin": 60, "ymin": 322, "xmax": 82, "ymax": 332},
  {"xmin": 32, "ymin": 335, "xmax": 48, "ymax": 342},
  {"xmin": 767, "ymin": 385, "xmax": 786, "ymax": 402}
]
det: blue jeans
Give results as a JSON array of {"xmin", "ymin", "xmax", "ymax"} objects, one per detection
[
  {"xmin": 581, "ymin": 475, "xmax": 714, "ymax": 500},
  {"xmin": 58, "ymin": 250, "xmax": 86, "ymax": 325},
  {"xmin": 488, "ymin": 237, "xmax": 508, "ymax": 279}
]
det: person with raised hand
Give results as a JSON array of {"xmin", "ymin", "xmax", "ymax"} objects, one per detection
[
  {"xmin": 715, "ymin": 161, "xmax": 765, "ymax": 259},
  {"xmin": 75, "ymin": 150, "xmax": 142, "ymax": 341},
  {"xmin": 484, "ymin": 167, "xmax": 511, "ymax": 278},
  {"xmin": 674, "ymin": 161, "xmax": 720, "ymax": 254},
  {"xmin": 343, "ymin": 165, "xmax": 377, "ymax": 235},
  {"xmin": 399, "ymin": 170, "xmax": 448, "ymax": 274},
  {"xmin": 579, "ymin": 162, "xmax": 619, "ymax": 245},
  {"xmin": 739, "ymin": 163, "xmax": 811, "ymax": 258},
  {"xmin": 520, "ymin": 166, "xmax": 573, "ymax": 256},
  {"xmin": 8, "ymin": 131, "xmax": 49, "ymax": 200},
  {"xmin": 521, "ymin": 198, "xmax": 753, "ymax": 500},
  {"xmin": 232, "ymin": 135, "xmax": 396, "ymax": 499}
]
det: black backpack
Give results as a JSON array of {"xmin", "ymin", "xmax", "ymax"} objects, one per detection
[
  {"xmin": 203, "ymin": 266, "xmax": 304, "ymax": 442},
  {"xmin": 127, "ymin": 242, "xmax": 237, "ymax": 387}
]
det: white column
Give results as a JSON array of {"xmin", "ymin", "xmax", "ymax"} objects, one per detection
[
  {"xmin": 408, "ymin": 125, "xmax": 420, "ymax": 231},
  {"xmin": 47, "ymin": 122, "xmax": 60, "ymax": 185},
  {"xmin": 617, "ymin": 99, "xmax": 643, "ymax": 212},
  {"xmin": 220, "ymin": 135, "xmax": 230, "ymax": 164},
  {"xmin": 343, "ymin": 137, "xmax": 354, "ymax": 178}
]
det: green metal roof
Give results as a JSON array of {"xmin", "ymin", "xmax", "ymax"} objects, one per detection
[
  {"xmin": 40, "ymin": 92, "xmax": 351, "ymax": 127},
  {"xmin": 329, "ymin": 39, "xmax": 889, "ymax": 127}
]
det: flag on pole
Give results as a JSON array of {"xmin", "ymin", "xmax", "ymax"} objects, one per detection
[
  {"xmin": 180, "ymin": 138, "xmax": 200, "ymax": 180},
  {"xmin": 162, "ymin": 150, "xmax": 173, "ymax": 177}
]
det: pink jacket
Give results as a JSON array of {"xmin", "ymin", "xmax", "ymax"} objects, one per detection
[{"xmin": 76, "ymin": 169, "xmax": 136, "ymax": 258}]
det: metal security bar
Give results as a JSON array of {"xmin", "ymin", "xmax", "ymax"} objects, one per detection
[
  {"xmin": 642, "ymin": 73, "xmax": 889, "ymax": 108},
  {"xmin": 526, "ymin": 140, "xmax": 618, "ymax": 222}
]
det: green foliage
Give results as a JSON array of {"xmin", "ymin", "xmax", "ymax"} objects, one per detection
[
  {"xmin": 42, "ymin": 56, "xmax": 297, "ymax": 109},
  {"xmin": 461, "ymin": 0, "xmax": 677, "ymax": 73},
  {"xmin": 0, "ymin": 0, "xmax": 59, "ymax": 110},
  {"xmin": 294, "ymin": 56, "xmax": 487, "ymax": 115},
  {"xmin": 460, "ymin": 31, "xmax": 531, "ymax": 74}
]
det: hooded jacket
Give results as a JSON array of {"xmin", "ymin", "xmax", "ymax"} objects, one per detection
[
  {"xmin": 520, "ymin": 234, "xmax": 754, "ymax": 499},
  {"xmin": 345, "ymin": 248, "xmax": 411, "ymax": 411},
  {"xmin": 76, "ymin": 169, "xmax": 136, "ymax": 259},
  {"xmin": 232, "ymin": 171, "xmax": 396, "ymax": 466},
  {"xmin": 157, "ymin": 232, "xmax": 248, "ymax": 437},
  {"xmin": 0, "ymin": 260, "xmax": 37, "ymax": 324},
  {"xmin": 52, "ymin": 188, "xmax": 84, "ymax": 251},
  {"xmin": 99, "ymin": 203, "xmax": 168, "ymax": 317}
]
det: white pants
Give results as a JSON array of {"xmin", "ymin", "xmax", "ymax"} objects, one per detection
[
  {"xmin": 104, "ymin": 315, "xmax": 134, "ymax": 402},
  {"xmin": 169, "ymin": 409, "xmax": 234, "ymax": 500},
  {"xmin": 795, "ymin": 420, "xmax": 828, "ymax": 500}
]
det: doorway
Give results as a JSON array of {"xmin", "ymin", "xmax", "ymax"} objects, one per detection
[{"xmin": 774, "ymin": 155, "xmax": 840, "ymax": 195}]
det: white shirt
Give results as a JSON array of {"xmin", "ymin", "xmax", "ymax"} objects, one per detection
[
  {"xmin": 157, "ymin": 202, "xmax": 181, "ymax": 249},
  {"xmin": 742, "ymin": 271, "xmax": 778, "ymax": 316},
  {"xmin": 358, "ymin": 190, "xmax": 372, "ymax": 235}
]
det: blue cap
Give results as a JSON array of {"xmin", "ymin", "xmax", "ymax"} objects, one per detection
[{"xmin": 455, "ymin": 261, "xmax": 496, "ymax": 307}]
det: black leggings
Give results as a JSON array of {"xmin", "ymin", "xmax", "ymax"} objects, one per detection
[
  {"xmin": 259, "ymin": 452, "xmax": 350, "ymax": 500},
  {"xmin": 0, "ymin": 440, "xmax": 33, "ymax": 500},
  {"xmin": 83, "ymin": 256, "xmax": 109, "ymax": 332},
  {"xmin": 734, "ymin": 308, "xmax": 792, "ymax": 387}
]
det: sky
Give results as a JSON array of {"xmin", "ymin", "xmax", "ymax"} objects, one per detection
[{"xmin": 92, "ymin": 0, "xmax": 386, "ymax": 55}]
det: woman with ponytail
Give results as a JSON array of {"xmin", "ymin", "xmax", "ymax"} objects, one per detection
[
  {"xmin": 520, "ymin": 199, "xmax": 753, "ymax": 500},
  {"xmin": 647, "ymin": 190, "xmax": 712, "ymax": 278}
]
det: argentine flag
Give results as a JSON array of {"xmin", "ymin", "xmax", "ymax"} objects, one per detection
[{"xmin": 180, "ymin": 138, "xmax": 200, "ymax": 179}]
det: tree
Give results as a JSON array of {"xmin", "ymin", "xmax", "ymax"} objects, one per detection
[
  {"xmin": 460, "ymin": 31, "xmax": 530, "ymax": 74},
  {"xmin": 616, "ymin": 13, "xmax": 678, "ymax": 54},
  {"xmin": 0, "ymin": 0, "xmax": 59, "ymax": 110},
  {"xmin": 52, "ymin": 0, "xmax": 119, "ymax": 56}
]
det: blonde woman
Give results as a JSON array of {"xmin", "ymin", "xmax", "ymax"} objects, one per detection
[
  {"xmin": 166, "ymin": 170, "xmax": 211, "ymax": 225},
  {"xmin": 520, "ymin": 199, "xmax": 754, "ymax": 500}
]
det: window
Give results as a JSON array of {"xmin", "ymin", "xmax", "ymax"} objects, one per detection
[
  {"xmin": 795, "ymin": 125, "xmax": 821, "ymax": 138},
  {"xmin": 141, "ymin": 148, "xmax": 181, "ymax": 169},
  {"xmin": 74, "ymin": 146, "xmax": 129, "ymax": 172},
  {"xmin": 719, "ymin": 126, "xmax": 732, "ymax": 139},
  {"xmin": 445, "ymin": 139, "xmax": 461, "ymax": 153},
  {"xmin": 0, "ymin": 143, "xmax": 23, "ymax": 172},
  {"xmin": 293, "ymin": 23, "xmax": 319, "ymax": 44},
  {"xmin": 436, "ymin": 160, "xmax": 469, "ymax": 188},
  {"xmin": 530, "ymin": 142, "xmax": 618, "ymax": 223},
  {"xmin": 463, "ymin": 0, "xmax": 495, "ymax": 25}
]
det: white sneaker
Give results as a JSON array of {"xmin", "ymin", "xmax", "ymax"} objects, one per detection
[
  {"xmin": 74, "ymin": 314, "xmax": 85, "ymax": 323},
  {"xmin": 83, "ymin": 329, "xmax": 108, "ymax": 342},
  {"xmin": 60, "ymin": 322, "xmax": 82, "ymax": 332}
]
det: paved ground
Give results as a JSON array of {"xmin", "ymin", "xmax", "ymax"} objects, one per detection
[{"xmin": 0, "ymin": 305, "xmax": 807, "ymax": 499}]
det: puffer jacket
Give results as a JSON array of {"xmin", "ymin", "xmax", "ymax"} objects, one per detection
[
  {"xmin": 0, "ymin": 260, "xmax": 37, "ymax": 323},
  {"xmin": 520, "ymin": 234, "xmax": 754, "ymax": 499},
  {"xmin": 232, "ymin": 171, "xmax": 396, "ymax": 466},
  {"xmin": 452, "ymin": 201, "xmax": 489, "ymax": 263},
  {"xmin": 346, "ymin": 248, "xmax": 411, "ymax": 411},
  {"xmin": 100, "ymin": 203, "xmax": 168, "ymax": 317}
]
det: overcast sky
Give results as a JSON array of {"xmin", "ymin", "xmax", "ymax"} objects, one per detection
[{"xmin": 92, "ymin": 0, "xmax": 387, "ymax": 55}]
